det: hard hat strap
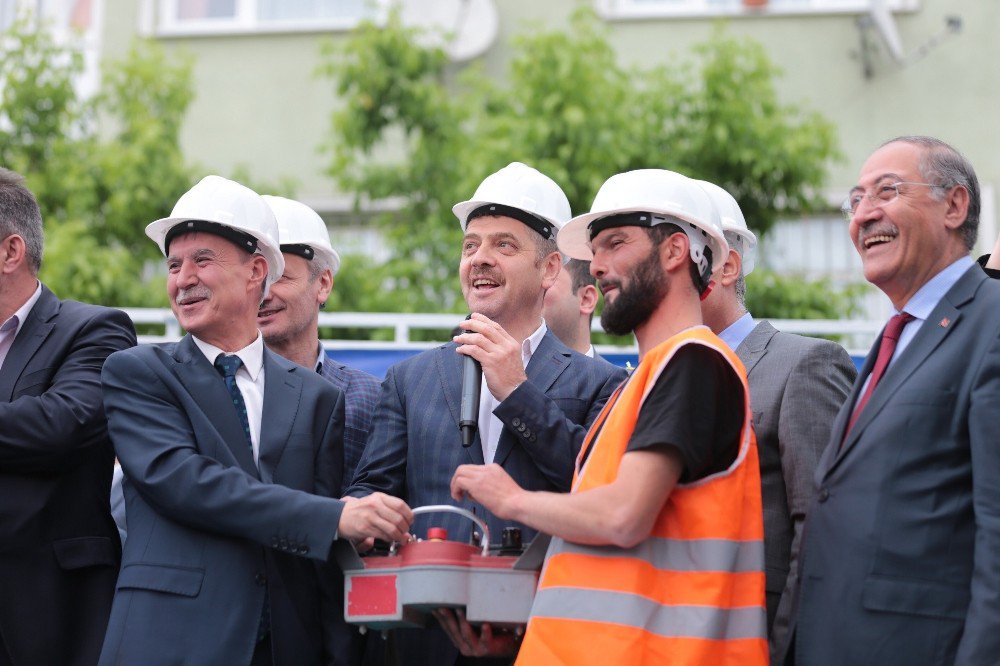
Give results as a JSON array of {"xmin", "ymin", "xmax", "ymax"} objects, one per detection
[
  {"xmin": 165, "ymin": 219, "xmax": 259, "ymax": 256},
  {"xmin": 467, "ymin": 203, "xmax": 554, "ymax": 240}
]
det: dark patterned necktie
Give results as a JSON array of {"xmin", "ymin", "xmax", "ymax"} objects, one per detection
[
  {"xmin": 214, "ymin": 354, "xmax": 252, "ymax": 451},
  {"xmin": 214, "ymin": 353, "xmax": 270, "ymax": 640}
]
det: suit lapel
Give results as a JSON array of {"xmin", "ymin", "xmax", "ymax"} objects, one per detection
[
  {"xmin": 173, "ymin": 335, "xmax": 259, "ymax": 477},
  {"xmin": 824, "ymin": 266, "xmax": 981, "ymax": 477},
  {"xmin": 436, "ymin": 344, "xmax": 485, "ymax": 465},
  {"xmin": 492, "ymin": 332, "xmax": 570, "ymax": 467},
  {"xmin": 257, "ymin": 351, "xmax": 302, "ymax": 483},
  {"xmin": 0, "ymin": 286, "xmax": 57, "ymax": 402},
  {"xmin": 734, "ymin": 320, "xmax": 778, "ymax": 376}
]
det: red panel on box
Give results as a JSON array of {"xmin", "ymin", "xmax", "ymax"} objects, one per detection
[{"xmin": 348, "ymin": 574, "xmax": 398, "ymax": 617}]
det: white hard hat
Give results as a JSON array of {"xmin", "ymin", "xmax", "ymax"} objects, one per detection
[
  {"xmin": 558, "ymin": 169, "xmax": 728, "ymax": 291},
  {"xmin": 146, "ymin": 175, "xmax": 285, "ymax": 295},
  {"xmin": 695, "ymin": 180, "xmax": 758, "ymax": 276},
  {"xmin": 262, "ymin": 195, "xmax": 342, "ymax": 277},
  {"xmin": 452, "ymin": 162, "xmax": 571, "ymax": 240}
]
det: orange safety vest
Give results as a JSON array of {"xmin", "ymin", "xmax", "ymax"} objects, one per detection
[{"xmin": 516, "ymin": 326, "xmax": 767, "ymax": 665}]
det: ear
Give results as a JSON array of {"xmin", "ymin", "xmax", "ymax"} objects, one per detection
[
  {"xmin": 717, "ymin": 249, "xmax": 743, "ymax": 288},
  {"xmin": 540, "ymin": 251, "xmax": 562, "ymax": 291},
  {"xmin": 248, "ymin": 254, "xmax": 268, "ymax": 290},
  {"xmin": 578, "ymin": 284, "xmax": 599, "ymax": 317},
  {"xmin": 316, "ymin": 269, "xmax": 334, "ymax": 307},
  {"xmin": 0, "ymin": 234, "xmax": 27, "ymax": 275},
  {"xmin": 943, "ymin": 184, "xmax": 970, "ymax": 232},
  {"xmin": 659, "ymin": 231, "xmax": 689, "ymax": 273}
]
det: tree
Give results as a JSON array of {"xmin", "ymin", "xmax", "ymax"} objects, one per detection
[
  {"xmin": 322, "ymin": 7, "xmax": 848, "ymax": 318},
  {"xmin": 1, "ymin": 18, "xmax": 195, "ymax": 306}
]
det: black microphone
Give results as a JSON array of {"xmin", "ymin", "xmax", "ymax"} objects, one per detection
[{"xmin": 459, "ymin": 315, "xmax": 482, "ymax": 448}]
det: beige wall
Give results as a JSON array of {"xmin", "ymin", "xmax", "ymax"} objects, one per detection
[{"xmin": 100, "ymin": 1, "xmax": 997, "ymax": 247}]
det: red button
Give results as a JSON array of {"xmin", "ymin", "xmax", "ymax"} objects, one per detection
[{"xmin": 427, "ymin": 527, "xmax": 449, "ymax": 541}]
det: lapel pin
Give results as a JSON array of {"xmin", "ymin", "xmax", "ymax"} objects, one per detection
[{"xmin": 939, "ymin": 317, "xmax": 950, "ymax": 328}]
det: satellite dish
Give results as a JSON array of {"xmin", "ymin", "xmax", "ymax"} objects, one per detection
[{"xmin": 397, "ymin": 0, "xmax": 499, "ymax": 62}]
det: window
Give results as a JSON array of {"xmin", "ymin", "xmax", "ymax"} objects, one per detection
[
  {"xmin": 156, "ymin": 0, "xmax": 378, "ymax": 35},
  {"xmin": 596, "ymin": 0, "xmax": 919, "ymax": 20}
]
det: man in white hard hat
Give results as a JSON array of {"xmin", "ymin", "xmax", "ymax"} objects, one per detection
[
  {"xmin": 448, "ymin": 169, "xmax": 767, "ymax": 664},
  {"xmin": 347, "ymin": 162, "xmax": 627, "ymax": 666},
  {"xmin": 696, "ymin": 180, "xmax": 856, "ymax": 664},
  {"xmin": 0, "ymin": 169, "xmax": 136, "ymax": 665},
  {"xmin": 258, "ymin": 196, "xmax": 382, "ymax": 491},
  {"xmin": 99, "ymin": 176, "xmax": 413, "ymax": 666},
  {"xmin": 542, "ymin": 257, "xmax": 599, "ymax": 356}
]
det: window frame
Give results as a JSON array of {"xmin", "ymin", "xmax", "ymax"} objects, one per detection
[
  {"xmin": 153, "ymin": 0, "xmax": 385, "ymax": 37},
  {"xmin": 594, "ymin": 0, "xmax": 920, "ymax": 21}
]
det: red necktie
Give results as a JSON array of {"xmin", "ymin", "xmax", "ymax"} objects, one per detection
[{"xmin": 843, "ymin": 312, "xmax": 915, "ymax": 441}]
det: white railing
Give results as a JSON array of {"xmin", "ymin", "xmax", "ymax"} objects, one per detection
[{"xmin": 124, "ymin": 308, "xmax": 880, "ymax": 356}]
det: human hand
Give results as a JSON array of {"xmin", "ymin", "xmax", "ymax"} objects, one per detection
[
  {"xmin": 451, "ymin": 463, "xmax": 523, "ymax": 520},
  {"xmin": 454, "ymin": 313, "xmax": 527, "ymax": 402},
  {"xmin": 431, "ymin": 608, "xmax": 520, "ymax": 658},
  {"xmin": 338, "ymin": 493, "xmax": 413, "ymax": 543}
]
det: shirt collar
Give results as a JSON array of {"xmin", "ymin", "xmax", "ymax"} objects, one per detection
[
  {"xmin": 1, "ymin": 281, "xmax": 42, "ymax": 337},
  {"xmin": 315, "ymin": 343, "xmax": 326, "ymax": 373},
  {"xmin": 718, "ymin": 311, "xmax": 755, "ymax": 351},
  {"xmin": 899, "ymin": 256, "xmax": 974, "ymax": 320},
  {"xmin": 192, "ymin": 331, "xmax": 265, "ymax": 381},
  {"xmin": 522, "ymin": 320, "xmax": 548, "ymax": 363}
]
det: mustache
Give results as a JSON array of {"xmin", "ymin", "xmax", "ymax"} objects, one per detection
[
  {"xmin": 858, "ymin": 222, "xmax": 899, "ymax": 244},
  {"xmin": 175, "ymin": 286, "xmax": 212, "ymax": 305},
  {"xmin": 598, "ymin": 279, "xmax": 620, "ymax": 294},
  {"xmin": 469, "ymin": 269, "xmax": 502, "ymax": 283}
]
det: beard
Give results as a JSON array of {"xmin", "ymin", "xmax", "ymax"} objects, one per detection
[{"xmin": 600, "ymin": 247, "xmax": 668, "ymax": 336}]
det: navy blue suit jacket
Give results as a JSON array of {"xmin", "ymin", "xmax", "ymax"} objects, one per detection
[
  {"xmin": 790, "ymin": 266, "xmax": 1000, "ymax": 665},
  {"xmin": 99, "ymin": 335, "xmax": 353, "ymax": 665},
  {"xmin": 0, "ymin": 285, "xmax": 135, "ymax": 666}
]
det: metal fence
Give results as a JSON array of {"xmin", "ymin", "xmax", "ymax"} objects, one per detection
[{"xmin": 125, "ymin": 308, "xmax": 882, "ymax": 357}]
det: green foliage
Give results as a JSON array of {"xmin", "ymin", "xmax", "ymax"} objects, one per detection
[
  {"xmin": 746, "ymin": 270, "xmax": 865, "ymax": 321},
  {"xmin": 1, "ymin": 19, "xmax": 196, "ymax": 305},
  {"xmin": 321, "ymin": 7, "xmax": 842, "ymax": 317}
]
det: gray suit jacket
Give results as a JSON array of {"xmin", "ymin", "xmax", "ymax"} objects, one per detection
[
  {"xmin": 790, "ymin": 266, "xmax": 1000, "ymax": 666},
  {"xmin": 734, "ymin": 321, "xmax": 855, "ymax": 664},
  {"xmin": 99, "ymin": 336, "xmax": 352, "ymax": 665}
]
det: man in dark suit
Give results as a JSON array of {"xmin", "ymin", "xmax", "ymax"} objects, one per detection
[
  {"xmin": 787, "ymin": 136, "xmax": 1000, "ymax": 665},
  {"xmin": 347, "ymin": 163, "xmax": 626, "ymax": 665},
  {"xmin": 99, "ymin": 176, "xmax": 411, "ymax": 665},
  {"xmin": 258, "ymin": 195, "xmax": 381, "ymax": 492},
  {"xmin": 698, "ymin": 180, "xmax": 856, "ymax": 663},
  {"xmin": 0, "ymin": 168, "xmax": 136, "ymax": 666}
]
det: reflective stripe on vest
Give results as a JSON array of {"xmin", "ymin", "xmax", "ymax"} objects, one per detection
[{"xmin": 516, "ymin": 326, "xmax": 767, "ymax": 666}]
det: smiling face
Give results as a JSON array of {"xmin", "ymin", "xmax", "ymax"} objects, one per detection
[
  {"xmin": 849, "ymin": 141, "xmax": 967, "ymax": 309},
  {"xmin": 166, "ymin": 231, "xmax": 266, "ymax": 349},
  {"xmin": 459, "ymin": 215, "xmax": 558, "ymax": 334},
  {"xmin": 258, "ymin": 253, "xmax": 331, "ymax": 348}
]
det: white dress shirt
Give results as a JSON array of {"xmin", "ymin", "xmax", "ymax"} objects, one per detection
[
  {"xmin": 193, "ymin": 333, "xmax": 266, "ymax": 464},
  {"xmin": 0, "ymin": 281, "xmax": 42, "ymax": 371},
  {"xmin": 478, "ymin": 321, "xmax": 548, "ymax": 464}
]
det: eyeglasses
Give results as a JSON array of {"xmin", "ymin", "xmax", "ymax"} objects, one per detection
[{"xmin": 841, "ymin": 181, "xmax": 945, "ymax": 222}]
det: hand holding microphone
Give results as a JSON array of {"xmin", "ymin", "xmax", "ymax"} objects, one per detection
[{"xmin": 459, "ymin": 315, "xmax": 482, "ymax": 448}]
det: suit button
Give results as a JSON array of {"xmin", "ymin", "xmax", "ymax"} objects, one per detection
[
  {"xmin": 271, "ymin": 537, "xmax": 279, "ymax": 548},
  {"xmin": 255, "ymin": 572, "xmax": 267, "ymax": 586},
  {"xmin": 529, "ymin": 434, "xmax": 537, "ymax": 443},
  {"xmin": 280, "ymin": 538, "xmax": 289, "ymax": 549},
  {"xmin": 299, "ymin": 545, "xmax": 309, "ymax": 555},
  {"xmin": 517, "ymin": 424, "xmax": 526, "ymax": 432},
  {"xmin": 818, "ymin": 488, "xmax": 830, "ymax": 502},
  {"xmin": 511, "ymin": 418, "xmax": 521, "ymax": 427}
]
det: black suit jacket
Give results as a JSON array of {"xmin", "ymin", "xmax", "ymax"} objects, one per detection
[{"xmin": 0, "ymin": 284, "xmax": 136, "ymax": 665}]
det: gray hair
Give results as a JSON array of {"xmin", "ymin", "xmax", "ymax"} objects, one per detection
[
  {"xmin": 723, "ymin": 230, "xmax": 747, "ymax": 306},
  {"xmin": 0, "ymin": 168, "xmax": 44, "ymax": 273},
  {"xmin": 882, "ymin": 136, "xmax": 980, "ymax": 250},
  {"xmin": 534, "ymin": 234, "xmax": 559, "ymax": 263}
]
